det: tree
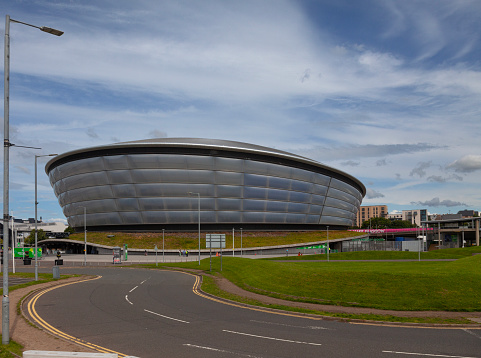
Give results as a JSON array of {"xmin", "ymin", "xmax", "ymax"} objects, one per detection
[
  {"xmin": 25, "ymin": 229, "xmax": 48, "ymax": 245},
  {"xmin": 361, "ymin": 217, "xmax": 416, "ymax": 229},
  {"xmin": 390, "ymin": 220, "xmax": 416, "ymax": 228},
  {"xmin": 361, "ymin": 217, "xmax": 391, "ymax": 229},
  {"xmin": 64, "ymin": 226, "xmax": 75, "ymax": 234}
]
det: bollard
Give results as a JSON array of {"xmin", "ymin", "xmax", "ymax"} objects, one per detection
[{"xmin": 52, "ymin": 266, "xmax": 60, "ymax": 279}]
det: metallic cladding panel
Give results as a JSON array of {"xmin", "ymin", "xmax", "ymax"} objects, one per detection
[{"xmin": 48, "ymin": 149, "xmax": 364, "ymax": 229}]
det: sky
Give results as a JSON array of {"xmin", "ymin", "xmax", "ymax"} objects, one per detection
[{"xmin": 2, "ymin": 0, "xmax": 481, "ymax": 223}]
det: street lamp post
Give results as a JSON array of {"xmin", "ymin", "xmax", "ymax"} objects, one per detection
[
  {"xmin": 240, "ymin": 228, "xmax": 243, "ymax": 256},
  {"xmin": 188, "ymin": 192, "xmax": 201, "ymax": 265},
  {"xmin": 35, "ymin": 154, "xmax": 57, "ymax": 281},
  {"xmin": 327, "ymin": 226, "xmax": 329, "ymax": 262},
  {"xmin": 79, "ymin": 207, "xmax": 87, "ymax": 266},
  {"xmin": 3, "ymin": 14, "xmax": 63, "ymax": 345}
]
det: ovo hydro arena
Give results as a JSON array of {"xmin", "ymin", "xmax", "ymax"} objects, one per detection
[{"xmin": 46, "ymin": 138, "xmax": 366, "ymax": 231}]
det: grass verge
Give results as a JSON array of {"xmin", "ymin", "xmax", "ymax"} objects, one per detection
[
  {"xmin": 0, "ymin": 338, "xmax": 23, "ymax": 358},
  {"xmin": 268, "ymin": 245, "xmax": 481, "ymax": 260},
  {"xmin": 0, "ymin": 272, "xmax": 75, "ymax": 297},
  {"xmin": 200, "ymin": 275, "xmax": 473, "ymax": 325},
  {"xmin": 151, "ymin": 254, "xmax": 481, "ymax": 311}
]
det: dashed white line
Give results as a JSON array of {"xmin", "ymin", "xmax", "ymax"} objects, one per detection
[
  {"xmin": 250, "ymin": 319, "xmax": 330, "ymax": 330},
  {"xmin": 382, "ymin": 351, "xmax": 478, "ymax": 358},
  {"xmin": 125, "ymin": 295, "xmax": 133, "ymax": 305},
  {"xmin": 129, "ymin": 286, "xmax": 138, "ymax": 293},
  {"xmin": 184, "ymin": 344, "xmax": 263, "ymax": 357},
  {"xmin": 223, "ymin": 329, "xmax": 322, "ymax": 346},
  {"xmin": 144, "ymin": 309, "xmax": 190, "ymax": 323}
]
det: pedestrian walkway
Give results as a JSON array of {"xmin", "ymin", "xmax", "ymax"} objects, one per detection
[{"xmin": 2, "ymin": 252, "xmax": 267, "ymax": 270}]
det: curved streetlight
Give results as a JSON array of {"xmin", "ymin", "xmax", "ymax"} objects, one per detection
[
  {"xmin": 3, "ymin": 15, "xmax": 63, "ymax": 345},
  {"xmin": 78, "ymin": 206, "xmax": 87, "ymax": 266},
  {"xmin": 188, "ymin": 192, "xmax": 201, "ymax": 265},
  {"xmin": 35, "ymin": 154, "xmax": 57, "ymax": 281}
]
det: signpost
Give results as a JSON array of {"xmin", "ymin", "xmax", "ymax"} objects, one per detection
[
  {"xmin": 113, "ymin": 247, "xmax": 121, "ymax": 264},
  {"xmin": 206, "ymin": 234, "xmax": 225, "ymax": 272}
]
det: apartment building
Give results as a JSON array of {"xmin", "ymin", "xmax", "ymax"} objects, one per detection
[{"xmin": 356, "ymin": 205, "xmax": 388, "ymax": 227}]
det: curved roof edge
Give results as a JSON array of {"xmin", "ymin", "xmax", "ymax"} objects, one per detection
[{"xmin": 46, "ymin": 138, "xmax": 366, "ymax": 197}]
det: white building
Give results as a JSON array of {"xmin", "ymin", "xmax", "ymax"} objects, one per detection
[
  {"xmin": 402, "ymin": 209, "xmax": 427, "ymax": 227},
  {"xmin": 10, "ymin": 219, "xmax": 67, "ymax": 247}
]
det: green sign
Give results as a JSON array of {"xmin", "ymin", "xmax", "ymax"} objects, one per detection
[
  {"xmin": 14, "ymin": 247, "xmax": 42, "ymax": 258},
  {"xmin": 297, "ymin": 244, "xmax": 327, "ymax": 250}
]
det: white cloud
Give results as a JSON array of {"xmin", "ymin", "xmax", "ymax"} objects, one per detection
[
  {"xmin": 366, "ymin": 189, "xmax": 385, "ymax": 199},
  {"xmin": 411, "ymin": 197, "xmax": 467, "ymax": 207},
  {"xmin": 447, "ymin": 155, "xmax": 481, "ymax": 173}
]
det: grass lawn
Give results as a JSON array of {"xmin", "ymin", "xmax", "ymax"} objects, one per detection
[
  {"xmin": 271, "ymin": 245, "xmax": 481, "ymax": 260},
  {"xmin": 153, "ymin": 247, "xmax": 481, "ymax": 312}
]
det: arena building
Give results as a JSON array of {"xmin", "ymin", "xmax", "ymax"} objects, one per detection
[{"xmin": 46, "ymin": 138, "xmax": 366, "ymax": 231}]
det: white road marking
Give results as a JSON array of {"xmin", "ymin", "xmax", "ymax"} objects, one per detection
[
  {"xmin": 129, "ymin": 286, "xmax": 138, "ymax": 293},
  {"xmin": 250, "ymin": 319, "xmax": 330, "ymax": 330},
  {"xmin": 144, "ymin": 309, "xmax": 190, "ymax": 323},
  {"xmin": 125, "ymin": 295, "xmax": 133, "ymax": 305},
  {"xmin": 463, "ymin": 329, "xmax": 481, "ymax": 340},
  {"xmin": 183, "ymin": 344, "xmax": 263, "ymax": 358},
  {"xmin": 140, "ymin": 278, "xmax": 150, "ymax": 284},
  {"xmin": 382, "ymin": 351, "xmax": 478, "ymax": 358},
  {"xmin": 223, "ymin": 329, "xmax": 322, "ymax": 346}
]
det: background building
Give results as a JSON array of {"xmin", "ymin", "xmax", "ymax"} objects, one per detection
[
  {"xmin": 0, "ymin": 218, "xmax": 67, "ymax": 248},
  {"xmin": 386, "ymin": 212, "xmax": 402, "ymax": 221},
  {"xmin": 457, "ymin": 210, "xmax": 479, "ymax": 218},
  {"xmin": 46, "ymin": 138, "xmax": 366, "ymax": 231},
  {"xmin": 356, "ymin": 205, "xmax": 388, "ymax": 227},
  {"xmin": 402, "ymin": 209, "xmax": 427, "ymax": 227}
]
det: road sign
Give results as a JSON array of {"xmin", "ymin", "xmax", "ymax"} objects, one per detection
[{"xmin": 206, "ymin": 234, "xmax": 225, "ymax": 248}]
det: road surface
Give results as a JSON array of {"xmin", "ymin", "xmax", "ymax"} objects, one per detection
[{"xmin": 26, "ymin": 267, "xmax": 481, "ymax": 358}]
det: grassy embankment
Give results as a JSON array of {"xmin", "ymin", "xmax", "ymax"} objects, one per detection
[{"xmin": 65, "ymin": 230, "xmax": 363, "ymax": 250}]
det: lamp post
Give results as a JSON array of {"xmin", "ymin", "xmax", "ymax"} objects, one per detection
[
  {"xmin": 3, "ymin": 15, "xmax": 63, "ymax": 345},
  {"xmin": 188, "ymin": 192, "xmax": 200, "ymax": 265},
  {"xmin": 327, "ymin": 226, "xmax": 329, "ymax": 262},
  {"xmin": 78, "ymin": 207, "xmax": 87, "ymax": 266},
  {"xmin": 240, "ymin": 228, "xmax": 243, "ymax": 256},
  {"xmin": 35, "ymin": 154, "xmax": 57, "ymax": 281}
]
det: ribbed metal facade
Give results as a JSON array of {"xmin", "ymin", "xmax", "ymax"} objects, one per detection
[{"xmin": 46, "ymin": 138, "xmax": 365, "ymax": 231}]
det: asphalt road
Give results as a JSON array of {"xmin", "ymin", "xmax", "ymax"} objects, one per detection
[{"xmin": 27, "ymin": 267, "xmax": 481, "ymax": 358}]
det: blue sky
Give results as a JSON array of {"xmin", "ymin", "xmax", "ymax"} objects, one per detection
[{"xmin": 2, "ymin": 0, "xmax": 481, "ymax": 223}]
